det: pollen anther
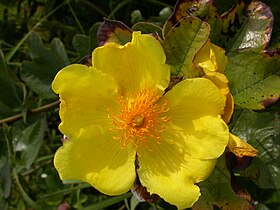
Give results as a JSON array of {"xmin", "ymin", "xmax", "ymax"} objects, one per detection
[{"xmin": 108, "ymin": 90, "xmax": 170, "ymax": 149}]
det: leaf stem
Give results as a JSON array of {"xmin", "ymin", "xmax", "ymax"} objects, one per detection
[
  {"xmin": 0, "ymin": 101, "xmax": 60, "ymax": 125},
  {"xmin": 13, "ymin": 168, "xmax": 38, "ymax": 208},
  {"xmin": 67, "ymin": 1, "xmax": 85, "ymax": 34}
]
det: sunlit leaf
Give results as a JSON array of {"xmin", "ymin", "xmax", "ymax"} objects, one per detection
[
  {"xmin": 211, "ymin": 1, "xmax": 273, "ymax": 53},
  {"xmin": 21, "ymin": 32, "xmax": 69, "ymax": 99},
  {"xmin": 231, "ymin": 107, "xmax": 280, "ymax": 189},
  {"xmin": 226, "ymin": 50, "xmax": 280, "ymax": 110},
  {"xmin": 193, "ymin": 155, "xmax": 253, "ymax": 210},
  {"xmin": 97, "ymin": 19, "xmax": 132, "ymax": 46},
  {"xmin": 162, "ymin": 16, "xmax": 209, "ymax": 77}
]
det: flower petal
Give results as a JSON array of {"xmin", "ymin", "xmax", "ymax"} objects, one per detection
[
  {"xmin": 194, "ymin": 40, "xmax": 227, "ymax": 73},
  {"xmin": 204, "ymin": 71, "xmax": 234, "ymax": 123},
  {"xmin": 222, "ymin": 93, "xmax": 234, "ymax": 123},
  {"xmin": 161, "ymin": 78, "xmax": 229, "ymax": 159},
  {"xmin": 92, "ymin": 32, "xmax": 170, "ymax": 99},
  {"xmin": 52, "ymin": 64, "xmax": 120, "ymax": 137},
  {"xmin": 54, "ymin": 125, "xmax": 136, "ymax": 195},
  {"xmin": 228, "ymin": 133, "xmax": 258, "ymax": 158},
  {"xmin": 137, "ymin": 141, "xmax": 216, "ymax": 209}
]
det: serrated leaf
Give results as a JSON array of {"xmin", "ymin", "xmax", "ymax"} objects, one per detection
[
  {"xmin": 226, "ymin": 51, "xmax": 280, "ymax": 110},
  {"xmin": 21, "ymin": 32, "xmax": 69, "ymax": 99},
  {"xmin": 97, "ymin": 19, "xmax": 132, "ymax": 46},
  {"xmin": 132, "ymin": 22, "xmax": 163, "ymax": 38},
  {"xmin": 13, "ymin": 118, "xmax": 46, "ymax": 170},
  {"xmin": 193, "ymin": 155, "xmax": 253, "ymax": 210},
  {"xmin": 231, "ymin": 108, "xmax": 280, "ymax": 189},
  {"xmin": 162, "ymin": 16, "xmax": 209, "ymax": 77},
  {"xmin": 163, "ymin": 0, "xmax": 216, "ymax": 38}
]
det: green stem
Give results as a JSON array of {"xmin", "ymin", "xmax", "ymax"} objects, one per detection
[
  {"xmin": 13, "ymin": 168, "xmax": 38, "ymax": 208},
  {"xmin": 0, "ymin": 101, "xmax": 60, "ymax": 125},
  {"xmin": 67, "ymin": 1, "xmax": 85, "ymax": 34},
  {"xmin": 3, "ymin": 126, "xmax": 37, "ymax": 208},
  {"xmin": 38, "ymin": 183, "xmax": 90, "ymax": 200},
  {"xmin": 5, "ymin": 3, "xmax": 65, "ymax": 62}
]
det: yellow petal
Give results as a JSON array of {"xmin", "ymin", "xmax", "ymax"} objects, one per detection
[
  {"xmin": 52, "ymin": 64, "xmax": 120, "ymax": 137},
  {"xmin": 204, "ymin": 71, "xmax": 234, "ymax": 123},
  {"xmin": 210, "ymin": 42, "xmax": 228, "ymax": 73},
  {"xmin": 228, "ymin": 133, "xmax": 258, "ymax": 158},
  {"xmin": 194, "ymin": 40, "xmax": 227, "ymax": 73},
  {"xmin": 222, "ymin": 93, "xmax": 234, "ymax": 123},
  {"xmin": 54, "ymin": 125, "xmax": 136, "ymax": 195},
  {"xmin": 205, "ymin": 71, "xmax": 229, "ymax": 96},
  {"xmin": 92, "ymin": 32, "xmax": 170, "ymax": 99},
  {"xmin": 161, "ymin": 78, "xmax": 229, "ymax": 159},
  {"xmin": 194, "ymin": 40, "xmax": 217, "ymax": 72},
  {"xmin": 137, "ymin": 140, "xmax": 217, "ymax": 209}
]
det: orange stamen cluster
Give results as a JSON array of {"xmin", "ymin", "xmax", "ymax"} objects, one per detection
[{"xmin": 108, "ymin": 90, "xmax": 170, "ymax": 149}]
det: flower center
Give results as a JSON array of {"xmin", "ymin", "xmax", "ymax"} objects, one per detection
[{"xmin": 108, "ymin": 90, "xmax": 170, "ymax": 149}]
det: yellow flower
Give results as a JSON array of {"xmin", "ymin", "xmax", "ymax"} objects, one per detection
[
  {"xmin": 194, "ymin": 40, "xmax": 257, "ymax": 158},
  {"xmin": 52, "ymin": 32, "xmax": 229, "ymax": 209},
  {"xmin": 194, "ymin": 40, "xmax": 233, "ymax": 123}
]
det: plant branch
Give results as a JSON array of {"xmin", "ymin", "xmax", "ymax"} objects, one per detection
[{"xmin": 0, "ymin": 101, "xmax": 60, "ymax": 125}]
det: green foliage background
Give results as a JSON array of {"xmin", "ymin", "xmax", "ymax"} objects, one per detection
[{"xmin": 0, "ymin": 0, "xmax": 279, "ymax": 209}]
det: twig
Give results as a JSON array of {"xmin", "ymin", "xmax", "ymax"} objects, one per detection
[{"xmin": 0, "ymin": 101, "xmax": 60, "ymax": 125}]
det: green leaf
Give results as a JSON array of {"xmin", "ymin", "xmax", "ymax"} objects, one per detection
[
  {"xmin": 193, "ymin": 155, "xmax": 253, "ymax": 210},
  {"xmin": 21, "ymin": 32, "xmax": 69, "ymax": 99},
  {"xmin": 162, "ymin": 16, "xmax": 209, "ymax": 77},
  {"xmin": 131, "ymin": 10, "xmax": 145, "ymax": 25},
  {"xmin": 211, "ymin": 1, "xmax": 273, "ymax": 53},
  {"xmin": 13, "ymin": 118, "xmax": 46, "ymax": 170},
  {"xmin": 73, "ymin": 34, "xmax": 90, "ymax": 57},
  {"xmin": 89, "ymin": 22, "xmax": 101, "ymax": 50},
  {"xmin": 0, "ymin": 50, "xmax": 8, "ymax": 77},
  {"xmin": 97, "ymin": 19, "xmax": 132, "ymax": 46},
  {"xmin": 226, "ymin": 51, "xmax": 280, "ymax": 110},
  {"xmin": 0, "ymin": 76, "xmax": 23, "ymax": 118},
  {"xmin": 82, "ymin": 192, "xmax": 132, "ymax": 210},
  {"xmin": 132, "ymin": 22, "xmax": 163, "ymax": 38},
  {"xmin": 73, "ymin": 22, "xmax": 101, "ymax": 58},
  {"xmin": 0, "ymin": 128, "xmax": 11, "ymax": 199},
  {"xmin": 0, "ymin": 50, "xmax": 23, "ymax": 118},
  {"xmin": 231, "ymin": 107, "xmax": 280, "ymax": 189},
  {"xmin": 162, "ymin": 0, "xmax": 216, "ymax": 38}
]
